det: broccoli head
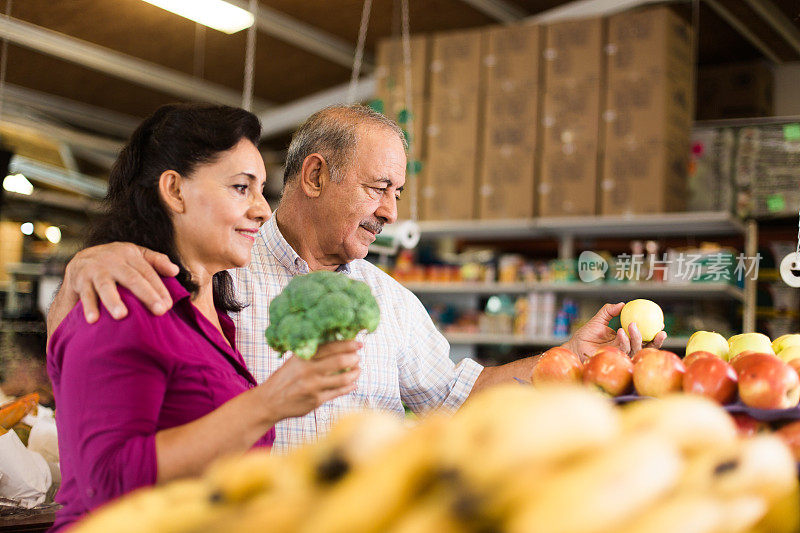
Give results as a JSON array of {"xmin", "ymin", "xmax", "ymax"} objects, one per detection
[{"xmin": 265, "ymin": 270, "xmax": 380, "ymax": 359}]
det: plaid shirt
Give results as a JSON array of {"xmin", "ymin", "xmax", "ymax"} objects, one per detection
[{"xmin": 229, "ymin": 215, "xmax": 483, "ymax": 453}]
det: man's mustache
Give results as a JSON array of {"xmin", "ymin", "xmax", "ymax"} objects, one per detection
[{"xmin": 360, "ymin": 220, "xmax": 384, "ymax": 235}]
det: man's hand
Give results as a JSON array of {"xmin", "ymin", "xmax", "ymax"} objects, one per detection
[
  {"xmin": 59, "ymin": 243, "xmax": 179, "ymax": 324},
  {"xmin": 562, "ymin": 302, "xmax": 667, "ymax": 360}
]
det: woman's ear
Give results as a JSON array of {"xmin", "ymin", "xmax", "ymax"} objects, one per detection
[
  {"xmin": 159, "ymin": 170, "xmax": 185, "ymax": 214},
  {"xmin": 299, "ymin": 153, "xmax": 328, "ymax": 198}
]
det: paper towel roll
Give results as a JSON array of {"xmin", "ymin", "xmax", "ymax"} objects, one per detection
[{"xmin": 369, "ymin": 220, "xmax": 420, "ymax": 256}]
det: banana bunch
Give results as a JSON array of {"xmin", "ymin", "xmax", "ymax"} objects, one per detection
[{"xmin": 72, "ymin": 386, "xmax": 800, "ymax": 533}]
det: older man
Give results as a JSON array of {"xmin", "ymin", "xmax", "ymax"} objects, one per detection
[{"xmin": 48, "ymin": 105, "xmax": 665, "ymax": 452}]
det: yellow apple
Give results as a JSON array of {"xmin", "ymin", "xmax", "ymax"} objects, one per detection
[
  {"xmin": 620, "ymin": 299, "xmax": 664, "ymax": 343},
  {"xmin": 773, "ymin": 334, "xmax": 800, "ymax": 355},
  {"xmin": 685, "ymin": 331, "xmax": 730, "ymax": 361},
  {"xmin": 778, "ymin": 345, "xmax": 800, "ymax": 364},
  {"xmin": 728, "ymin": 332, "xmax": 774, "ymax": 359}
]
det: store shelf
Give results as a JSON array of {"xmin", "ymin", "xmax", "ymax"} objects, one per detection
[
  {"xmin": 404, "ymin": 281, "xmax": 744, "ymax": 301},
  {"xmin": 444, "ymin": 332, "xmax": 689, "ymax": 351},
  {"xmin": 417, "ymin": 211, "xmax": 745, "ymax": 240}
]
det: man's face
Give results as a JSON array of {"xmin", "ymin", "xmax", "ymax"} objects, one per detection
[{"xmin": 319, "ymin": 125, "xmax": 406, "ymax": 264}]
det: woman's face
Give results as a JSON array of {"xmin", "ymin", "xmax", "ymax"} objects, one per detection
[{"xmin": 172, "ymin": 138, "xmax": 270, "ymax": 275}]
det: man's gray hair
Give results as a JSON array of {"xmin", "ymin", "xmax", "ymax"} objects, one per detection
[{"xmin": 283, "ymin": 104, "xmax": 407, "ymax": 186}]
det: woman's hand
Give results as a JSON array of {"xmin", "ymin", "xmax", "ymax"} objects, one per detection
[{"xmin": 256, "ymin": 340, "xmax": 362, "ymax": 421}]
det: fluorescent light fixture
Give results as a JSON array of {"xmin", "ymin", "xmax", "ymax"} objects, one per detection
[
  {"xmin": 141, "ymin": 0, "xmax": 255, "ymax": 34},
  {"xmin": 20, "ymin": 222, "xmax": 34, "ymax": 235},
  {"xmin": 3, "ymin": 173, "xmax": 33, "ymax": 195},
  {"xmin": 45, "ymin": 226, "xmax": 62, "ymax": 244}
]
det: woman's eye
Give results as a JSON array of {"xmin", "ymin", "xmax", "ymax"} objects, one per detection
[{"xmin": 233, "ymin": 184, "xmax": 248, "ymax": 193}]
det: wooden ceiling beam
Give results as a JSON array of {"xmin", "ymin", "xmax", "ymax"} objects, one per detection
[
  {"xmin": 704, "ymin": 0, "xmax": 782, "ymax": 63},
  {"xmin": 2, "ymin": 83, "xmax": 139, "ymax": 139},
  {"xmin": 741, "ymin": 0, "xmax": 800, "ymax": 57},
  {"xmin": 258, "ymin": 77, "xmax": 376, "ymax": 139},
  {"xmin": 227, "ymin": 0, "xmax": 371, "ymax": 70},
  {"xmin": 0, "ymin": 16, "xmax": 271, "ymax": 109},
  {"xmin": 456, "ymin": 0, "xmax": 526, "ymax": 22}
]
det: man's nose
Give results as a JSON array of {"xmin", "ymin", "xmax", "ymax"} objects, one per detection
[{"xmin": 376, "ymin": 193, "xmax": 398, "ymax": 225}]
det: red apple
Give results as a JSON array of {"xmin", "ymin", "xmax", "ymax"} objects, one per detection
[
  {"xmin": 681, "ymin": 357, "xmax": 738, "ymax": 404},
  {"xmin": 531, "ymin": 347, "xmax": 582, "ymax": 386},
  {"xmin": 736, "ymin": 353, "xmax": 800, "ymax": 409},
  {"xmin": 731, "ymin": 413, "xmax": 770, "ymax": 438},
  {"xmin": 729, "ymin": 350, "xmax": 760, "ymax": 371},
  {"xmin": 583, "ymin": 347, "xmax": 633, "ymax": 396},
  {"xmin": 682, "ymin": 351, "xmax": 718, "ymax": 368},
  {"xmin": 775, "ymin": 421, "xmax": 800, "ymax": 461},
  {"xmin": 632, "ymin": 350, "xmax": 685, "ymax": 397},
  {"xmin": 632, "ymin": 347, "xmax": 660, "ymax": 365}
]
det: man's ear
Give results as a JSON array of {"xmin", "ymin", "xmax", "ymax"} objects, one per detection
[
  {"xmin": 158, "ymin": 170, "xmax": 185, "ymax": 214},
  {"xmin": 298, "ymin": 153, "xmax": 328, "ymax": 198}
]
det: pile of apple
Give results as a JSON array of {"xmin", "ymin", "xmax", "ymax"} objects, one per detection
[{"xmin": 531, "ymin": 331, "xmax": 800, "ymax": 410}]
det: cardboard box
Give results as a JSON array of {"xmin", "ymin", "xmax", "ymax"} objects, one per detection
[
  {"xmin": 601, "ymin": 7, "xmax": 693, "ymax": 215},
  {"xmin": 375, "ymin": 36, "xmax": 430, "ymax": 221},
  {"xmin": 601, "ymin": 138, "xmax": 688, "ymax": 215},
  {"xmin": 543, "ymin": 18, "xmax": 604, "ymax": 85},
  {"xmin": 478, "ymin": 24, "xmax": 541, "ymax": 219},
  {"xmin": 376, "ymin": 36, "xmax": 429, "ymax": 101},
  {"xmin": 698, "ymin": 62, "xmax": 774, "ymax": 120},
  {"xmin": 539, "ymin": 142, "xmax": 600, "ymax": 216},
  {"xmin": 538, "ymin": 17, "xmax": 605, "ymax": 217},
  {"xmin": 603, "ymin": 7, "xmax": 693, "ymax": 143},
  {"xmin": 424, "ymin": 29, "xmax": 484, "ymax": 220}
]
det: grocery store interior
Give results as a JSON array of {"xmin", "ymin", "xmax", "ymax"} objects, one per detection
[{"xmin": 3, "ymin": 0, "xmax": 800, "ymax": 530}]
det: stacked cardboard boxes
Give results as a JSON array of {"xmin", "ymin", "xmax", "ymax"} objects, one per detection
[
  {"xmin": 375, "ymin": 36, "xmax": 430, "ymax": 221},
  {"xmin": 600, "ymin": 7, "xmax": 693, "ymax": 215},
  {"xmin": 478, "ymin": 24, "xmax": 541, "ymax": 219},
  {"xmin": 539, "ymin": 17, "xmax": 605, "ymax": 217},
  {"xmin": 424, "ymin": 29, "xmax": 484, "ymax": 220}
]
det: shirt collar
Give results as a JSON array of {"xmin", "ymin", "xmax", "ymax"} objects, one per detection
[
  {"xmin": 162, "ymin": 275, "xmax": 192, "ymax": 303},
  {"xmin": 262, "ymin": 212, "xmax": 352, "ymax": 276}
]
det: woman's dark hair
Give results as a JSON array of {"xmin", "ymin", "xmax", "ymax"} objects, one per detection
[{"xmin": 88, "ymin": 103, "xmax": 262, "ymax": 312}]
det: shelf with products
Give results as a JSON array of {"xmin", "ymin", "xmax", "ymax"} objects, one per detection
[
  {"xmin": 443, "ymin": 332, "xmax": 690, "ymax": 351},
  {"xmin": 403, "ymin": 281, "xmax": 744, "ymax": 301},
  {"xmin": 377, "ymin": 211, "xmax": 757, "ymax": 360}
]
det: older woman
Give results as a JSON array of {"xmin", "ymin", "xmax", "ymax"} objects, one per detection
[{"xmin": 46, "ymin": 104, "xmax": 361, "ymax": 531}]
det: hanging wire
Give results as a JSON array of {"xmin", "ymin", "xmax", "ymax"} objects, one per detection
[
  {"xmin": 193, "ymin": 23, "xmax": 206, "ymax": 79},
  {"xmin": 400, "ymin": 0, "xmax": 417, "ymax": 221},
  {"xmin": 0, "ymin": 0, "xmax": 13, "ymax": 121},
  {"xmin": 241, "ymin": 0, "xmax": 258, "ymax": 111},
  {"xmin": 348, "ymin": 0, "xmax": 373, "ymax": 104}
]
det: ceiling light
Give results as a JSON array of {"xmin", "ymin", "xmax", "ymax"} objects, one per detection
[
  {"xmin": 141, "ymin": 0, "xmax": 255, "ymax": 34},
  {"xmin": 3, "ymin": 173, "xmax": 33, "ymax": 195},
  {"xmin": 20, "ymin": 222, "xmax": 34, "ymax": 235},
  {"xmin": 45, "ymin": 226, "xmax": 61, "ymax": 244}
]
